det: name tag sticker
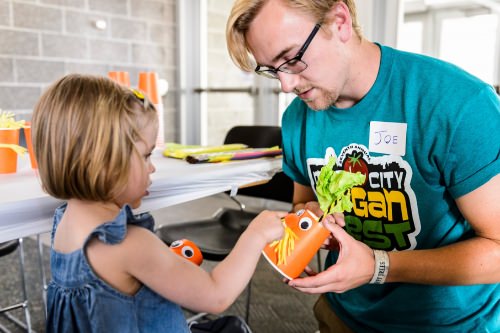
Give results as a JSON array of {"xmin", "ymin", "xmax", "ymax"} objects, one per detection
[{"xmin": 369, "ymin": 121, "xmax": 407, "ymax": 156}]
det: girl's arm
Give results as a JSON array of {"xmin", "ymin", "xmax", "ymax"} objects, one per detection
[{"xmin": 123, "ymin": 210, "xmax": 286, "ymax": 313}]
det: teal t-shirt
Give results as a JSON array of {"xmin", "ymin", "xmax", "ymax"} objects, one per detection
[{"xmin": 282, "ymin": 44, "xmax": 500, "ymax": 332}]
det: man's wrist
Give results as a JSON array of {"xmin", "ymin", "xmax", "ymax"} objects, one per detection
[{"xmin": 369, "ymin": 250, "xmax": 390, "ymax": 284}]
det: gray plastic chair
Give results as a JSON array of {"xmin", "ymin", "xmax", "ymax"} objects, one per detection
[
  {"xmin": 0, "ymin": 239, "xmax": 33, "ymax": 332},
  {"xmin": 156, "ymin": 126, "xmax": 293, "ymax": 324}
]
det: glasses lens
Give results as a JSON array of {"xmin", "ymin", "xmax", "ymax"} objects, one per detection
[
  {"xmin": 278, "ymin": 59, "xmax": 308, "ymax": 74},
  {"xmin": 255, "ymin": 69, "xmax": 279, "ymax": 79}
]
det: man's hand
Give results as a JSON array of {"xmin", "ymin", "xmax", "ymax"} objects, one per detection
[
  {"xmin": 288, "ymin": 220, "xmax": 374, "ymax": 293},
  {"xmin": 303, "ymin": 200, "xmax": 344, "ymax": 250}
]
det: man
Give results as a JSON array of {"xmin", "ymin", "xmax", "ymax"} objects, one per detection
[{"xmin": 226, "ymin": 0, "xmax": 500, "ymax": 332}]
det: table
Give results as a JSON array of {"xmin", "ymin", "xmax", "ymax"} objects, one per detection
[{"xmin": 0, "ymin": 150, "xmax": 282, "ymax": 243}]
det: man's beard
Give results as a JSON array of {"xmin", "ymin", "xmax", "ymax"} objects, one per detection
[{"xmin": 300, "ymin": 88, "xmax": 338, "ymax": 111}]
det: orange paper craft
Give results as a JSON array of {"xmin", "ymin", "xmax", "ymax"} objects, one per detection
[
  {"xmin": 170, "ymin": 239, "xmax": 203, "ymax": 266},
  {"xmin": 262, "ymin": 209, "xmax": 329, "ymax": 280}
]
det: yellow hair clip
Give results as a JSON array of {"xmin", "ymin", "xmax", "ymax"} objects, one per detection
[{"xmin": 131, "ymin": 88, "xmax": 145, "ymax": 100}]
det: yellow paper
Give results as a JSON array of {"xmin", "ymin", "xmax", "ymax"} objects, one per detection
[
  {"xmin": 0, "ymin": 110, "xmax": 26, "ymax": 129},
  {"xmin": 0, "ymin": 144, "xmax": 27, "ymax": 155},
  {"xmin": 163, "ymin": 143, "xmax": 248, "ymax": 159}
]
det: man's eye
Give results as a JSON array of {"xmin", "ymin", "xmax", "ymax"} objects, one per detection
[
  {"xmin": 284, "ymin": 58, "xmax": 300, "ymax": 67},
  {"xmin": 260, "ymin": 66, "xmax": 276, "ymax": 72}
]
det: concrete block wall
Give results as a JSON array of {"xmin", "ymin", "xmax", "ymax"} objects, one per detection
[
  {"xmin": 206, "ymin": 0, "xmax": 255, "ymax": 145},
  {"xmin": 0, "ymin": 0, "xmax": 178, "ymax": 142}
]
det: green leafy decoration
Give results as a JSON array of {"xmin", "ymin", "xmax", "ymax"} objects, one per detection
[{"xmin": 316, "ymin": 156, "xmax": 366, "ymax": 215}]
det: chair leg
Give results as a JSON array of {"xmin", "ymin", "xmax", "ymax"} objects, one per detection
[
  {"xmin": 0, "ymin": 321, "xmax": 9, "ymax": 333},
  {"xmin": 36, "ymin": 234, "xmax": 48, "ymax": 321},
  {"xmin": 186, "ymin": 312, "xmax": 209, "ymax": 324},
  {"xmin": 18, "ymin": 238, "xmax": 33, "ymax": 333},
  {"xmin": 3, "ymin": 312, "xmax": 29, "ymax": 332},
  {"xmin": 229, "ymin": 195, "xmax": 246, "ymax": 211},
  {"xmin": 244, "ymin": 280, "xmax": 251, "ymax": 324},
  {"xmin": 0, "ymin": 239, "xmax": 33, "ymax": 333}
]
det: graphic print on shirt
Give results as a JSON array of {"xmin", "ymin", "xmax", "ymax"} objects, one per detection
[{"xmin": 307, "ymin": 144, "xmax": 421, "ymax": 251}]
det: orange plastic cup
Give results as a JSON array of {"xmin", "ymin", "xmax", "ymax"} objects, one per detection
[
  {"xmin": 170, "ymin": 239, "xmax": 203, "ymax": 266},
  {"xmin": 23, "ymin": 123, "xmax": 37, "ymax": 169},
  {"xmin": 137, "ymin": 72, "xmax": 160, "ymax": 104},
  {"xmin": 138, "ymin": 72, "xmax": 164, "ymax": 148},
  {"xmin": 262, "ymin": 209, "xmax": 330, "ymax": 280},
  {"xmin": 0, "ymin": 128, "xmax": 20, "ymax": 174},
  {"xmin": 108, "ymin": 71, "xmax": 130, "ymax": 87}
]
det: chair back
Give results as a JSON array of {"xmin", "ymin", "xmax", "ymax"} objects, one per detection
[
  {"xmin": 224, "ymin": 125, "xmax": 282, "ymax": 149},
  {"xmin": 223, "ymin": 126, "xmax": 293, "ymax": 203},
  {"xmin": 0, "ymin": 239, "xmax": 19, "ymax": 257}
]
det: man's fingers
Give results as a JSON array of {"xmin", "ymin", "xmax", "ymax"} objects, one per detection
[
  {"xmin": 322, "ymin": 221, "xmax": 350, "ymax": 244},
  {"xmin": 288, "ymin": 269, "xmax": 349, "ymax": 294},
  {"xmin": 290, "ymin": 285, "xmax": 340, "ymax": 295},
  {"xmin": 289, "ymin": 269, "xmax": 335, "ymax": 288},
  {"xmin": 303, "ymin": 266, "xmax": 317, "ymax": 276},
  {"xmin": 332, "ymin": 212, "xmax": 346, "ymax": 227},
  {"xmin": 323, "ymin": 213, "xmax": 345, "ymax": 227}
]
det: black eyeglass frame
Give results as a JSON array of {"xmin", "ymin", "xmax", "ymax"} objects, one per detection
[{"xmin": 254, "ymin": 24, "xmax": 321, "ymax": 79}]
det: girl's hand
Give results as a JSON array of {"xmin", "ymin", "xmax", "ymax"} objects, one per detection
[{"xmin": 246, "ymin": 210, "xmax": 287, "ymax": 244}]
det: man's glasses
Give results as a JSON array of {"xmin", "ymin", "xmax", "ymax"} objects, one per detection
[{"xmin": 255, "ymin": 24, "xmax": 321, "ymax": 79}]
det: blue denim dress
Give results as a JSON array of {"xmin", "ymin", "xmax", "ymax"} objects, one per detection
[{"xmin": 46, "ymin": 204, "xmax": 190, "ymax": 333}]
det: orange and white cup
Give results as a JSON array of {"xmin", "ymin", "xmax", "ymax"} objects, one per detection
[
  {"xmin": 170, "ymin": 239, "xmax": 203, "ymax": 266},
  {"xmin": 262, "ymin": 209, "xmax": 330, "ymax": 280},
  {"xmin": 0, "ymin": 128, "xmax": 21, "ymax": 174},
  {"xmin": 138, "ymin": 72, "xmax": 164, "ymax": 148},
  {"xmin": 108, "ymin": 71, "xmax": 131, "ymax": 87},
  {"xmin": 23, "ymin": 122, "xmax": 37, "ymax": 169}
]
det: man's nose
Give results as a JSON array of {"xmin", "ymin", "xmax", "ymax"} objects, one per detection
[{"xmin": 277, "ymin": 72, "xmax": 299, "ymax": 93}]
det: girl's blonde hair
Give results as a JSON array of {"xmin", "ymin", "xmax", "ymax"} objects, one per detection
[
  {"xmin": 226, "ymin": 0, "xmax": 362, "ymax": 72},
  {"xmin": 32, "ymin": 74, "xmax": 158, "ymax": 202}
]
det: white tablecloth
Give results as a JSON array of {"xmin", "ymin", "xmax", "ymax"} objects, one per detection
[{"xmin": 0, "ymin": 150, "xmax": 282, "ymax": 243}]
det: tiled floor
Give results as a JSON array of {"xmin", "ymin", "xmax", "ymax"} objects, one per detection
[{"xmin": 1, "ymin": 194, "xmax": 323, "ymax": 332}]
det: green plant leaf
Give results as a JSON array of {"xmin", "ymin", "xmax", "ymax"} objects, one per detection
[{"xmin": 316, "ymin": 156, "xmax": 366, "ymax": 215}]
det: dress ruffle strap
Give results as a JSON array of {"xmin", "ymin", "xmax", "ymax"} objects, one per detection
[{"xmin": 86, "ymin": 205, "xmax": 155, "ymax": 246}]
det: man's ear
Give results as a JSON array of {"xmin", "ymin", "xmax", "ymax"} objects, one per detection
[{"xmin": 323, "ymin": 1, "xmax": 353, "ymax": 43}]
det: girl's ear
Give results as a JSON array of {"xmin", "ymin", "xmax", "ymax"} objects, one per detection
[{"xmin": 323, "ymin": 1, "xmax": 353, "ymax": 43}]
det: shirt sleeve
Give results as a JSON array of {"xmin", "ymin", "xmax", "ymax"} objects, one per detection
[{"xmin": 445, "ymin": 85, "xmax": 500, "ymax": 198}]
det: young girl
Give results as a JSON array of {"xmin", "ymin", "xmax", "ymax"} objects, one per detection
[{"xmin": 31, "ymin": 74, "xmax": 286, "ymax": 333}]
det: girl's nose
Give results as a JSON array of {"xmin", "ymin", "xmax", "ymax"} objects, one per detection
[{"xmin": 277, "ymin": 72, "xmax": 299, "ymax": 93}]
